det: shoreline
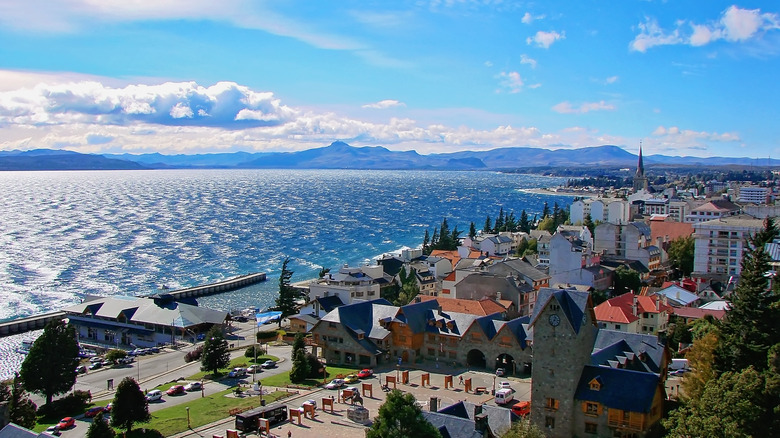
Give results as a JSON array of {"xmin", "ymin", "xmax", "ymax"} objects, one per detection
[{"xmin": 519, "ymin": 187, "xmax": 592, "ymax": 197}]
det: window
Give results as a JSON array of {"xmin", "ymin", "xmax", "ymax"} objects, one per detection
[
  {"xmin": 586, "ymin": 403, "xmax": 599, "ymax": 415},
  {"xmin": 545, "ymin": 417, "xmax": 555, "ymax": 429},
  {"xmin": 589, "ymin": 380, "xmax": 601, "ymax": 391},
  {"xmin": 549, "ymin": 304, "xmax": 560, "ymax": 311},
  {"xmin": 428, "ymin": 348, "xmax": 435, "ymax": 356},
  {"xmin": 614, "ymin": 324, "xmax": 621, "ymax": 330},
  {"xmin": 329, "ymin": 322, "xmax": 336, "ymax": 328},
  {"xmin": 584, "ymin": 423, "xmax": 597, "ymax": 434},
  {"xmin": 545, "ymin": 398, "xmax": 559, "ymax": 410}
]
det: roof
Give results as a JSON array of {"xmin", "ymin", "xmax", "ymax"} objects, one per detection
[
  {"xmin": 700, "ymin": 300, "xmax": 731, "ymax": 311},
  {"xmin": 399, "ymin": 300, "xmax": 494, "ymax": 338},
  {"xmin": 694, "ymin": 214, "xmax": 764, "ymax": 229},
  {"xmin": 434, "ymin": 401, "xmax": 518, "ymax": 437},
  {"xmin": 653, "ymin": 285, "xmax": 699, "ymax": 307},
  {"xmin": 575, "ymin": 366, "xmax": 661, "ymax": 413},
  {"xmin": 319, "ymin": 298, "xmax": 397, "ymax": 355},
  {"xmin": 592, "ymin": 329, "xmax": 667, "ymax": 373},
  {"xmin": 691, "ymin": 199, "xmax": 741, "ymax": 213},
  {"xmin": 650, "ymin": 220, "xmax": 694, "ymax": 245},
  {"xmin": 315, "ymin": 295, "xmax": 345, "ymax": 313},
  {"xmin": 289, "ymin": 313, "xmax": 319, "ymax": 325},
  {"xmin": 63, "ymin": 296, "xmax": 228, "ymax": 328},
  {"xmin": 671, "ymin": 306, "xmax": 726, "ymax": 321},
  {"xmin": 0, "ymin": 424, "xmax": 45, "ymax": 438},
  {"xmin": 594, "ymin": 293, "xmax": 673, "ymax": 323},
  {"xmin": 416, "ymin": 295, "xmax": 508, "ymax": 316},
  {"xmin": 530, "ymin": 288, "xmax": 590, "ymax": 334},
  {"xmin": 423, "ymin": 412, "xmax": 482, "ymax": 438},
  {"xmin": 487, "ymin": 258, "xmax": 550, "ymax": 283}
]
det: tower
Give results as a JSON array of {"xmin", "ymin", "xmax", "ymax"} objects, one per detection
[
  {"xmin": 632, "ymin": 142, "xmax": 648, "ymax": 194},
  {"xmin": 529, "ymin": 289, "xmax": 597, "ymax": 437}
]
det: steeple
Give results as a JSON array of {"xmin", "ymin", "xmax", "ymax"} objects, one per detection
[{"xmin": 632, "ymin": 141, "xmax": 648, "ymax": 194}]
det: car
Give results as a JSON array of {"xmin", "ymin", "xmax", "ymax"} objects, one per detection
[
  {"xmin": 89, "ymin": 356, "xmax": 103, "ymax": 363},
  {"xmin": 344, "ymin": 386, "xmax": 358, "ymax": 394},
  {"xmin": 101, "ymin": 360, "xmax": 113, "ymax": 367},
  {"xmin": 261, "ymin": 360, "xmax": 276, "ymax": 369},
  {"xmin": 301, "ymin": 399, "xmax": 317, "ymax": 409},
  {"xmin": 511, "ymin": 401, "xmax": 531, "ymax": 417},
  {"xmin": 88, "ymin": 362, "xmax": 102, "ymax": 370},
  {"xmin": 146, "ymin": 389, "xmax": 163, "ymax": 402},
  {"xmin": 105, "ymin": 403, "xmax": 113, "ymax": 412},
  {"xmin": 166, "ymin": 385, "xmax": 185, "ymax": 396},
  {"xmin": 85, "ymin": 406, "xmax": 106, "ymax": 418},
  {"xmin": 75, "ymin": 365, "xmax": 87, "ymax": 374},
  {"xmin": 344, "ymin": 374, "xmax": 359, "ymax": 384},
  {"xmin": 57, "ymin": 417, "xmax": 75, "ymax": 430},
  {"xmin": 357, "ymin": 369, "xmax": 373, "ymax": 378},
  {"xmin": 495, "ymin": 367, "xmax": 506, "ymax": 377},
  {"xmin": 228, "ymin": 367, "xmax": 247, "ymax": 378},
  {"xmin": 44, "ymin": 426, "xmax": 60, "ymax": 436},
  {"xmin": 325, "ymin": 378, "xmax": 345, "ymax": 389},
  {"xmin": 184, "ymin": 382, "xmax": 203, "ymax": 392},
  {"xmin": 247, "ymin": 364, "xmax": 262, "ymax": 374},
  {"xmin": 499, "ymin": 381, "xmax": 513, "ymax": 391},
  {"xmin": 196, "ymin": 333, "xmax": 206, "ymax": 341}
]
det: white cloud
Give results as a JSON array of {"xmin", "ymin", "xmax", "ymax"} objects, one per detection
[
  {"xmin": 652, "ymin": 125, "xmax": 740, "ymax": 143},
  {"xmin": 484, "ymin": 61, "xmax": 494, "ymax": 67},
  {"xmin": 362, "ymin": 100, "xmax": 406, "ymax": 109},
  {"xmin": 605, "ymin": 75, "xmax": 619, "ymax": 84},
  {"xmin": 551, "ymin": 100, "xmax": 615, "ymax": 114},
  {"xmin": 521, "ymin": 12, "xmax": 544, "ymax": 24},
  {"xmin": 498, "ymin": 71, "xmax": 524, "ymax": 93},
  {"xmin": 520, "ymin": 54, "xmax": 537, "ymax": 69},
  {"xmin": 631, "ymin": 6, "xmax": 780, "ymax": 52},
  {"xmin": 526, "ymin": 30, "xmax": 565, "ymax": 49}
]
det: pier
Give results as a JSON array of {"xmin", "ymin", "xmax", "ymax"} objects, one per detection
[{"xmin": 0, "ymin": 272, "xmax": 266, "ymax": 338}]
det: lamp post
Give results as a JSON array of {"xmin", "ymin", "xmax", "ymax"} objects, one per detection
[
  {"xmin": 492, "ymin": 376, "xmax": 496, "ymax": 396},
  {"xmin": 186, "ymin": 407, "xmax": 190, "ymax": 429},
  {"xmin": 253, "ymin": 341, "xmax": 258, "ymax": 382}
]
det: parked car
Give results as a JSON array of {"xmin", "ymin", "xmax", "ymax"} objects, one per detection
[
  {"xmin": 75, "ymin": 365, "xmax": 87, "ymax": 374},
  {"xmin": 499, "ymin": 381, "xmax": 513, "ymax": 391},
  {"xmin": 105, "ymin": 403, "xmax": 113, "ymax": 412},
  {"xmin": 166, "ymin": 385, "xmax": 185, "ymax": 396},
  {"xmin": 196, "ymin": 333, "xmax": 206, "ymax": 341},
  {"xmin": 89, "ymin": 356, "xmax": 103, "ymax": 363},
  {"xmin": 325, "ymin": 378, "xmax": 345, "ymax": 389},
  {"xmin": 344, "ymin": 374, "xmax": 359, "ymax": 384},
  {"xmin": 146, "ymin": 389, "xmax": 163, "ymax": 402},
  {"xmin": 228, "ymin": 367, "xmax": 247, "ymax": 378},
  {"xmin": 495, "ymin": 367, "xmax": 506, "ymax": 377},
  {"xmin": 57, "ymin": 417, "xmax": 75, "ymax": 430},
  {"xmin": 149, "ymin": 346, "xmax": 160, "ymax": 354},
  {"xmin": 88, "ymin": 362, "xmax": 102, "ymax": 370},
  {"xmin": 357, "ymin": 369, "xmax": 373, "ymax": 378},
  {"xmin": 184, "ymin": 382, "xmax": 203, "ymax": 392},
  {"xmin": 511, "ymin": 401, "xmax": 531, "ymax": 417},
  {"xmin": 44, "ymin": 426, "xmax": 60, "ymax": 436},
  {"xmin": 85, "ymin": 407, "xmax": 106, "ymax": 418},
  {"xmin": 247, "ymin": 364, "xmax": 262, "ymax": 374},
  {"xmin": 261, "ymin": 360, "xmax": 276, "ymax": 369}
]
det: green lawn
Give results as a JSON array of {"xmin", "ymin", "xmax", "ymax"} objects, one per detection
[
  {"xmin": 186, "ymin": 354, "xmax": 279, "ymax": 381},
  {"xmin": 258, "ymin": 364, "xmax": 363, "ymax": 388}
]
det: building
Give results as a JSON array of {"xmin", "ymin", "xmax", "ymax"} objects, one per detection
[
  {"xmin": 692, "ymin": 214, "xmax": 765, "ymax": 280},
  {"xmin": 684, "ymin": 199, "xmax": 742, "ymax": 223},
  {"xmin": 570, "ymin": 198, "xmax": 630, "ymax": 225},
  {"xmin": 549, "ymin": 229, "xmax": 609, "ymax": 290},
  {"xmin": 533, "ymin": 230, "xmax": 553, "ymax": 267},
  {"xmin": 307, "ymin": 264, "xmax": 391, "ymax": 305},
  {"xmin": 632, "ymin": 145, "xmax": 648, "ymax": 194},
  {"xmin": 594, "ymin": 222, "xmax": 663, "ymax": 272},
  {"xmin": 424, "ymin": 402, "xmax": 518, "ymax": 438},
  {"xmin": 63, "ymin": 295, "xmax": 229, "ymax": 349},
  {"xmin": 593, "ymin": 293, "xmax": 672, "ymax": 335},
  {"xmin": 738, "ymin": 185, "xmax": 770, "ymax": 204}
]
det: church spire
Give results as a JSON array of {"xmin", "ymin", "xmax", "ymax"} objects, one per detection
[{"xmin": 632, "ymin": 141, "xmax": 648, "ymax": 194}]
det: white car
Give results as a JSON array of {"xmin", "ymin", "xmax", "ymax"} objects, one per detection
[
  {"xmin": 145, "ymin": 389, "xmax": 163, "ymax": 402},
  {"xmin": 495, "ymin": 367, "xmax": 506, "ymax": 377},
  {"xmin": 499, "ymin": 381, "xmax": 513, "ymax": 391},
  {"xmin": 325, "ymin": 378, "xmax": 345, "ymax": 389},
  {"xmin": 184, "ymin": 382, "xmax": 203, "ymax": 391},
  {"xmin": 228, "ymin": 367, "xmax": 247, "ymax": 378}
]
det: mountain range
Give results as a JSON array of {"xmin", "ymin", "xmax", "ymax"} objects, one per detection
[{"xmin": 1, "ymin": 141, "xmax": 777, "ymax": 171}]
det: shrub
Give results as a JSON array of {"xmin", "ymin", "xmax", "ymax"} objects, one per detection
[
  {"xmin": 184, "ymin": 345, "xmax": 203, "ymax": 363},
  {"xmin": 37, "ymin": 390, "xmax": 92, "ymax": 418},
  {"xmin": 305, "ymin": 353, "xmax": 324, "ymax": 378},
  {"xmin": 244, "ymin": 345, "xmax": 260, "ymax": 358},
  {"xmin": 256, "ymin": 330, "xmax": 278, "ymax": 342}
]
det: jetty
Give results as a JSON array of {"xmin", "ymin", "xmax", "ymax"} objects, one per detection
[{"xmin": 0, "ymin": 272, "xmax": 266, "ymax": 338}]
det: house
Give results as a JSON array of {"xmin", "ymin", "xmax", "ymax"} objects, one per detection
[
  {"xmin": 684, "ymin": 199, "xmax": 742, "ymax": 223},
  {"xmin": 451, "ymin": 272, "xmax": 531, "ymax": 316},
  {"xmin": 416, "ymin": 295, "xmax": 509, "ymax": 317},
  {"xmin": 63, "ymin": 295, "xmax": 229, "ymax": 349},
  {"xmin": 692, "ymin": 214, "xmax": 764, "ymax": 280},
  {"xmin": 570, "ymin": 198, "xmax": 630, "ymax": 225},
  {"xmin": 671, "ymin": 307, "xmax": 727, "ymax": 324},
  {"xmin": 0, "ymin": 423, "xmax": 48, "ymax": 438},
  {"xmin": 531, "ymin": 230, "xmax": 552, "ymax": 266},
  {"xmin": 593, "ymin": 293, "xmax": 672, "ymax": 335},
  {"xmin": 288, "ymin": 313, "xmax": 319, "ymax": 333},
  {"xmin": 649, "ymin": 217, "xmax": 694, "ymax": 252},
  {"xmin": 308, "ymin": 264, "xmax": 391, "ymax": 305},
  {"xmin": 549, "ymin": 229, "xmax": 609, "ymax": 290},
  {"xmin": 594, "ymin": 222, "xmax": 663, "ymax": 272},
  {"xmin": 487, "ymin": 257, "xmax": 551, "ymax": 290},
  {"xmin": 424, "ymin": 402, "xmax": 518, "ymax": 438},
  {"xmin": 652, "ymin": 285, "xmax": 699, "ymax": 308},
  {"xmin": 298, "ymin": 295, "xmax": 345, "ymax": 319},
  {"xmin": 463, "ymin": 233, "xmax": 514, "ymax": 256},
  {"xmin": 529, "ymin": 288, "xmax": 667, "ymax": 438}
]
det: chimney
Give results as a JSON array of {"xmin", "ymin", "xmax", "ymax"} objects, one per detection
[
  {"xmin": 655, "ymin": 296, "xmax": 660, "ymax": 311},
  {"xmin": 632, "ymin": 294, "xmax": 638, "ymax": 316},
  {"xmin": 430, "ymin": 397, "xmax": 438, "ymax": 412},
  {"xmin": 475, "ymin": 412, "xmax": 489, "ymax": 435}
]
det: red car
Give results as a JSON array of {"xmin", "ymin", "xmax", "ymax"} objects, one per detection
[
  {"xmin": 357, "ymin": 369, "xmax": 373, "ymax": 378},
  {"xmin": 57, "ymin": 417, "xmax": 75, "ymax": 430},
  {"xmin": 84, "ymin": 407, "xmax": 105, "ymax": 418},
  {"xmin": 166, "ymin": 385, "xmax": 185, "ymax": 396}
]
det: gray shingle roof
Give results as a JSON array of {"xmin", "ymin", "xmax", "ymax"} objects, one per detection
[
  {"xmin": 63, "ymin": 296, "xmax": 228, "ymax": 328},
  {"xmin": 530, "ymin": 288, "xmax": 590, "ymax": 334}
]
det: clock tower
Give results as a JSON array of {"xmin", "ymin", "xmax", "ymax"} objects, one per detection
[{"xmin": 529, "ymin": 288, "xmax": 596, "ymax": 437}]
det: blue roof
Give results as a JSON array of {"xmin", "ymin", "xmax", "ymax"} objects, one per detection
[
  {"xmin": 575, "ymin": 365, "xmax": 661, "ymax": 413},
  {"xmin": 592, "ymin": 330, "xmax": 666, "ymax": 373},
  {"xmin": 397, "ymin": 299, "xmax": 440, "ymax": 333},
  {"xmin": 499, "ymin": 316, "xmax": 531, "ymax": 350},
  {"xmin": 316, "ymin": 295, "xmax": 345, "ymax": 312}
]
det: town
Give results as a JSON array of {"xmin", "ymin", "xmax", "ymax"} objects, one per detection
[{"xmin": 2, "ymin": 150, "xmax": 778, "ymax": 438}]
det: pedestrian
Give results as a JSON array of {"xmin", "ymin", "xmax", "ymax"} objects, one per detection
[
  {"xmin": 459, "ymin": 376, "xmax": 464, "ymax": 385},
  {"xmin": 287, "ymin": 431, "xmax": 292, "ymax": 438}
]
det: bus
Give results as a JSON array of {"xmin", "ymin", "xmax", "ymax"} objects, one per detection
[{"xmin": 234, "ymin": 404, "xmax": 288, "ymax": 432}]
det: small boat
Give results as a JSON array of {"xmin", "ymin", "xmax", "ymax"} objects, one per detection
[{"xmin": 16, "ymin": 340, "xmax": 34, "ymax": 354}]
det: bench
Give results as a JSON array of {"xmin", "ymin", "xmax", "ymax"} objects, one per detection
[{"xmin": 475, "ymin": 387, "xmax": 487, "ymax": 395}]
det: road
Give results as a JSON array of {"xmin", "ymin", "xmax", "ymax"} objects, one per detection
[{"xmin": 43, "ymin": 320, "xmax": 292, "ymax": 438}]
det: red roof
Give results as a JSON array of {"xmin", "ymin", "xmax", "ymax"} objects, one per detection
[
  {"xmin": 650, "ymin": 221, "xmax": 693, "ymax": 246},
  {"xmin": 594, "ymin": 293, "xmax": 672, "ymax": 323},
  {"xmin": 672, "ymin": 307, "xmax": 726, "ymax": 321},
  {"xmin": 417, "ymin": 295, "xmax": 508, "ymax": 316}
]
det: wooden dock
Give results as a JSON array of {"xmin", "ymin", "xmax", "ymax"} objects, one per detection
[{"xmin": 0, "ymin": 272, "xmax": 266, "ymax": 338}]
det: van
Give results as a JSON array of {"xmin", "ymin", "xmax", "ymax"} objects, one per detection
[
  {"xmin": 495, "ymin": 388, "xmax": 515, "ymax": 405},
  {"xmin": 511, "ymin": 401, "xmax": 531, "ymax": 417},
  {"xmin": 670, "ymin": 358, "xmax": 689, "ymax": 371}
]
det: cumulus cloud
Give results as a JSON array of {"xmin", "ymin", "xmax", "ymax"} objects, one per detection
[
  {"xmin": 652, "ymin": 125, "xmax": 740, "ymax": 142},
  {"xmin": 520, "ymin": 54, "xmax": 537, "ymax": 69},
  {"xmin": 605, "ymin": 75, "xmax": 619, "ymax": 84},
  {"xmin": 362, "ymin": 100, "xmax": 406, "ymax": 109},
  {"xmin": 526, "ymin": 30, "xmax": 565, "ymax": 48},
  {"xmin": 631, "ymin": 6, "xmax": 780, "ymax": 52},
  {"xmin": 551, "ymin": 101, "xmax": 615, "ymax": 114},
  {"xmin": 497, "ymin": 71, "xmax": 524, "ymax": 93},
  {"xmin": 521, "ymin": 12, "xmax": 545, "ymax": 24}
]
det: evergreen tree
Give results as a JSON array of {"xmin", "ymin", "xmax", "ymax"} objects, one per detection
[
  {"xmin": 505, "ymin": 211, "xmax": 517, "ymax": 232},
  {"xmin": 494, "ymin": 207, "xmax": 505, "ymax": 233},
  {"xmin": 365, "ymin": 390, "xmax": 442, "ymax": 438},
  {"xmin": 289, "ymin": 333, "xmax": 310, "ymax": 383},
  {"xmin": 613, "ymin": 266, "xmax": 641, "ymax": 296},
  {"xmin": 469, "ymin": 222, "xmax": 476, "ymax": 239},
  {"xmin": 19, "ymin": 319, "xmax": 79, "ymax": 405},
  {"xmin": 552, "ymin": 203, "xmax": 560, "ymax": 226},
  {"xmin": 519, "ymin": 210, "xmax": 530, "ymax": 233},
  {"xmin": 200, "ymin": 326, "xmax": 230, "ymax": 376},
  {"xmin": 2, "ymin": 374, "xmax": 36, "ymax": 429},
  {"xmin": 483, "ymin": 216, "xmax": 492, "ymax": 234},
  {"xmin": 515, "ymin": 239, "xmax": 528, "ymax": 257},
  {"xmin": 318, "ymin": 267, "xmax": 330, "ymax": 278},
  {"xmin": 668, "ymin": 235, "xmax": 695, "ymax": 278},
  {"xmin": 422, "ymin": 229, "xmax": 430, "ymax": 251},
  {"xmin": 541, "ymin": 202, "xmax": 550, "ymax": 218},
  {"xmin": 582, "ymin": 213, "xmax": 595, "ymax": 236},
  {"xmin": 111, "ymin": 377, "xmax": 150, "ymax": 433},
  {"xmin": 537, "ymin": 216, "xmax": 556, "ymax": 233},
  {"xmin": 274, "ymin": 257, "xmax": 303, "ymax": 327},
  {"xmin": 87, "ymin": 412, "xmax": 115, "ymax": 438}
]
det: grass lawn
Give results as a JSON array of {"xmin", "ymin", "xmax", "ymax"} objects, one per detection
[
  {"xmin": 258, "ymin": 364, "xmax": 363, "ymax": 388},
  {"xmin": 186, "ymin": 354, "xmax": 279, "ymax": 381},
  {"xmin": 143, "ymin": 388, "xmax": 290, "ymax": 436}
]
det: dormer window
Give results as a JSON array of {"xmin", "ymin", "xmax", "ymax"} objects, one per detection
[
  {"xmin": 589, "ymin": 378, "xmax": 602, "ymax": 391},
  {"xmin": 357, "ymin": 333, "xmax": 364, "ymax": 340}
]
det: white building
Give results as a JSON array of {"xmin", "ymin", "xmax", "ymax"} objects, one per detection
[
  {"xmin": 692, "ymin": 215, "xmax": 765, "ymax": 279},
  {"xmin": 738, "ymin": 186, "xmax": 770, "ymax": 204},
  {"xmin": 570, "ymin": 198, "xmax": 630, "ymax": 225},
  {"xmin": 308, "ymin": 264, "xmax": 386, "ymax": 304},
  {"xmin": 685, "ymin": 199, "xmax": 742, "ymax": 223},
  {"xmin": 594, "ymin": 222, "xmax": 663, "ymax": 272}
]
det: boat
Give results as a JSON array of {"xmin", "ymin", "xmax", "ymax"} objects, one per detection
[{"xmin": 16, "ymin": 340, "xmax": 34, "ymax": 354}]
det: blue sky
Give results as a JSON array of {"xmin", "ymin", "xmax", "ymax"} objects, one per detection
[{"xmin": 0, "ymin": 1, "xmax": 778, "ymax": 158}]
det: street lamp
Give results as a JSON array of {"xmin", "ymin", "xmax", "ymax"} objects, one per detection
[
  {"xmin": 253, "ymin": 341, "xmax": 258, "ymax": 382},
  {"xmin": 186, "ymin": 407, "xmax": 190, "ymax": 429}
]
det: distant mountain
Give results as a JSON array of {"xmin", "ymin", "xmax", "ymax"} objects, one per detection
[
  {"xmin": 0, "ymin": 149, "xmax": 146, "ymax": 171},
  {"xmin": 2, "ymin": 142, "xmax": 778, "ymax": 171}
]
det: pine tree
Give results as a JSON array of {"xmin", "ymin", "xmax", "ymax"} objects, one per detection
[
  {"xmin": 19, "ymin": 319, "xmax": 79, "ymax": 405},
  {"xmin": 552, "ymin": 203, "xmax": 560, "ymax": 226},
  {"xmin": 7, "ymin": 374, "xmax": 36, "ymax": 429},
  {"xmin": 582, "ymin": 213, "xmax": 595, "ymax": 236},
  {"xmin": 494, "ymin": 207, "xmax": 505, "ymax": 233},
  {"xmin": 200, "ymin": 326, "xmax": 230, "ymax": 376},
  {"xmin": 365, "ymin": 390, "xmax": 442, "ymax": 438},
  {"xmin": 519, "ymin": 210, "xmax": 530, "ymax": 233},
  {"xmin": 110, "ymin": 377, "xmax": 151, "ymax": 433},
  {"xmin": 289, "ymin": 333, "xmax": 310, "ymax": 382},
  {"xmin": 469, "ymin": 222, "xmax": 476, "ymax": 239},
  {"xmin": 542, "ymin": 202, "xmax": 550, "ymax": 218},
  {"xmin": 505, "ymin": 211, "xmax": 516, "ymax": 232},
  {"xmin": 274, "ymin": 257, "xmax": 302, "ymax": 327},
  {"xmin": 87, "ymin": 412, "xmax": 115, "ymax": 438},
  {"xmin": 483, "ymin": 216, "xmax": 492, "ymax": 233}
]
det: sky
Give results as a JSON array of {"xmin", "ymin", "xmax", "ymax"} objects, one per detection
[{"xmin": 0, "ymin": 1, "xmax": 778, "ymax": 158}]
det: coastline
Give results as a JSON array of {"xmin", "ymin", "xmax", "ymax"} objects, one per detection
[{"xmin": 520, "ymin": 187, "xmax": 592, "ymax": 197}]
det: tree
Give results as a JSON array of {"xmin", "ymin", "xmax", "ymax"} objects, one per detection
[
  {"xmin": 289, "ymin": 333, "xmax": 310, "ymax": 383},
  {"xmin": 105, "ymin": 349, "xmax": 128, "ymax": 364},
  {"xmin": 0, "ymin": 374, "xmax": 37, "ymax": 428},
  {"xmin": 582, "ymin": 213, "xmax": 595, "ymax": 236},
  {"xmin": 613, "ymin": 266, "xmax": 641, "ymax": 296},
  {"xmin": 501, "ymin": 418, "xmax": 546, "ymax": 438},
  {"xmin": 668, "ymin": 235, "xmax": 695, "ymax": 278},
  {"xmin": 541, "ymin": 202, "xmax": 550, "ymax": 218},
  {"xmin": 365, "ymin": 389, "xmax": 442, "ymax": 438},
  {"xmin": 494, "ymin": 207, "xmax": 505, "ymax": 233},
  {"xmin": 515, "ymin": 239, "xmax": 528, "ymax": 257},
  {"xmin": 19, "ymin": 319, "xmax": 80, "ymax": 405},
  {"xmin": 469, "ymin": 222, "xmax": 476, "ymax": 239},
  {"xmin": 318, "ymin": 267, "xmax": 330, "ymax": 278},
  {"xmin": 681, "ymin": 331, "xmax": 719, "ymax": 401},
  {"xmin": 519, "ymin": 210, "xmax": 530, "ymax": 233},
  {"xmin": 274, "ymin": 257, "xmax": 303, "ymax": 327},
  {"xmin": 537, "ymin": 216, "xmax": 555, "ymax": 233},
  {"xmin": 110, "ymin": 377, "xmax": 151, "ymax": 433},
  {"xmin": 483, "ymin": 216, "xmax": 492, "ymax": 234},
  {"xmin": 395, "ymin": 268, "xmax": 419, "ymax": 306},
  {"xmin": 87, "ymin": 412, "xmax": 115, "ymax": 438},
  {"xmin": 200, "ymin": 326, "xmax": 230, "ymax": 376}
]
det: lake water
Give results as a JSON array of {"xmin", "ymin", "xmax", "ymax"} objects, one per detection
[{"xmin": 0, "ymin": 169, "xmax": 572, "ymax": 378}]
